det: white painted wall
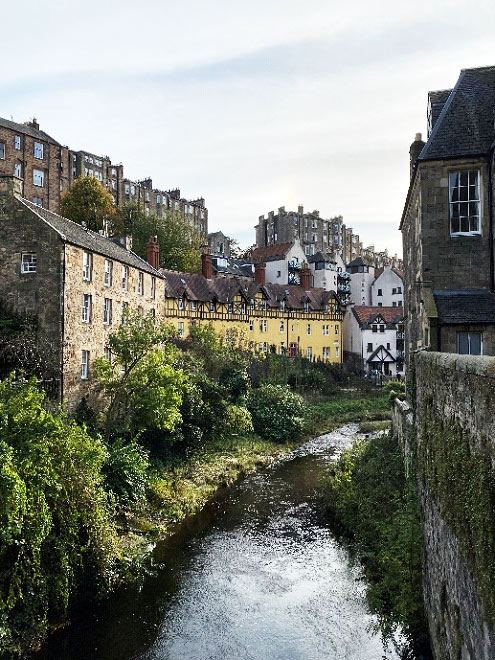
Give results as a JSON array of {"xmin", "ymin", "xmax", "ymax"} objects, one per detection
[
  {"xmin": 370, "ymin": 267, "xmax": 404, "ymax": 307},
  {"xmin": 349, "ymin": 267, "xmax": 375, "ymax": 305},
  {"xmin": 264, "ymin": 240, "xmax": 306, "ymax": 285}
]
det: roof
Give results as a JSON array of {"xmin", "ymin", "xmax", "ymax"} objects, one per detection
[
  {"xmin": 307, "ymin": 251, "xmax": 336, "ymax": 264},
  {"xmin": 160, "ymin": 269, "xmax": 340, "ymax": 312},
  {"xmin": 20, "ymin": 199, "xmax": 163, "ymax": 277},
  {"xmin": 0, "ymin": 117, "xmax": 60, "ymax": 146},
  {"xmin": 347, "ymin": 256, "xmax": 372, "ymax": 268},
  {"xmin": 352, "ymin": 305, "xmax": 403, "ymax": 326},
  {"xmin": 433, "ymin": 289, "xmax": 495, "ymax": 324},
  {"xmin": 420, "ymin": 66, "xmax": 495, "ymax": 161},
  {"xmin": 213, "ymin": 257, "xmax": 254, "ymax": 278},
  {"xmin": 374, "ymin": 267, "xmax": 404, "ymax": 281},
  {"xmin": 251, "ymin": 242, "xmax": 293, "ymax": 261}
]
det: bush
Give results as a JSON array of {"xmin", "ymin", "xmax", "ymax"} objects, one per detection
[
  {"xmin": 246, "ymin": 384, "xmax": 306, "ymax": 442},
  {"xmin": 0, "ymin": 376, "xmax": 117, "ymax": 655},
  {"xmin": 103, "ymin": 438, "xmax": 150, "ymax": 504}
]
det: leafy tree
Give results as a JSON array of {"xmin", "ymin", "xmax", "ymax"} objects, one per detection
[
  {"xmin": 0, "ymin": 376, "xmax": 117, "ymax": 655},
  {"xmin": 246, "ymin": 384, "xmax": 306, "ymax": 442},
  {"xmin": 95, "ymin": 311, "xmax": 186, "ymax": 440},
  {"xmin": 117, "ymin": 202, "xmax": 202, "ymax": 272},
  {"xmin": 60, "ymin": 176, "xmax": 117, "ymax": 232}
]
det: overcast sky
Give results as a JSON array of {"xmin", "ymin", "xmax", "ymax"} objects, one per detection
[{"xmin": 3, "ymin": 1, "xmax": 495, "ymax": 256}]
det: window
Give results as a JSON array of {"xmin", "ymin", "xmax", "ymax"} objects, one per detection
[
  {"xmin": 130, "ymin": 185, "xmax": 135, "ymax": 196},
  {"xmin": 392, "ymin": 288, "xmax": 396, "ymax": 295},
  {"xmin": 13, "ymin": 163, "xmax": 22, "ymax": 178},
  {"xmin": 82, "ymin": 251, "xmax": 92, "ymax": 281},
  {"xmin": 210, "ymin": 301, "xmax": 216, "ymax": 312},
  {"xmin": 280, "ymin": 321, "xmax": 285, "ymax": 332},
  {"xmin": 190, "ymin": 301, "xmax": 197, "ymax": 311},
  {"xmin": 32, "ymin": 196, "xmax": 43, "ymax": 207},
  {"xmin": 398, "ymin": 301, "xmax": 402, "ymax": 306},
  {"xmin": 104, "ymin": 298, "xmax": 112, "ymax": 325},
  {"xmin": 280, "ymin": 342, "xmax": 286, "ymax": 354},
  {"xmin": 372, "ymin": 325, "xmax": 378, "ymax": 333},
  {"xmin": 81, "ymin": 350, "xmax": 89, "ymax": 380},
  {"xmin": 457, "ymin": 332, "xmax": 482, "ymax": 355},
  {"xmin": 82, "ymin": 294, "xmax": 92, "ymax": 323},
  {"xmin": 378, "ymin": 302, "xmax": 383, "ymax": 307},
  {"xmin": 125, "ymin": 184, "xmax": 130, "ymax": 195},
  {"xmin": 150, "ymin": 276, "xmax": 156, "ymax": 299},
  {"xmin": 322, "ymin": 347, "xmax": 331, "ymax": 359},
  {"xmin": 178, "ymin": 321, "xmax": 184, "ymax": 337},
  {"xmin": 304, "ymin": 301, "xmax": 309, "ymax": 313},
  {"xmin": 21, "ymin": 252, "xmax": 37, "ymax": 273},
  {"xmin": 14, "ymin": 135, "xmax": 20, "ymax": 150},
  {"xmin": 307, "ymin": 347, "xmax": 312, "ymax": 359},
  {"xmin": 260, "ymin": 320, "xmax": 268, "ymax": 333},
  {"xmin": 307, "ymin": 323, "xmax": 311, "ymax": 335},
  {"xmin": 104, "ymin": 347, "xmax": 112, "ymax": 363},
  {"xmin": 122, "ymin": 302, "xmax": 129, "ymax": 324},
  {"xmin": 377, "ymin": 289, "xmax": 382, "ymax": 296},
  {"xmin": 34, "ymin": 142, "xmax": 44, "ymax": 159},
  {"xmin": 262, "ymin": 300, "xmax": 267, "ymax": 311},
  {"xmin": 367, "ymin": 343, "xmax": 373, "ymax": 352},
  {"xmin": 228, "ymin": 302, "xmax": 234, "ymax": 313},
  {"xmin": 335, "ymin": 325, "xmax": 339, "ymax": 335},
  {"xmin": 280, "ymin": 301, "xmax": 286, "ymax": 311},
  {"xmin": 449, "ymin": 170, "xmax": 480, "ymax": 234},
  {"xmin": 277, "ymin": 270, "xmax": 281, "ymax": 278},
  {"xmin": 122, "ymin": 265, "xmax": 128, "ymax": 290},
  {"xmin": 157, "ymin": 194, "xmax": 161, "ymax": 204},
  {"xmin": 104, "ymin": 259, "xmax": 113, "ymax": 287},
  {"xmin": 33, "ymin": 169, "xmax": 44, "ymax": 187},
  {"xmin": 335, "ymin": 347, "xmax": 339, "ymax": 358},
  {"xmin": 322, "ymin": 324, "xmax": 329, "ymax": 335},
  {"xmin": 178, "ymin": 298, "xmax": 185, "ymax": 311},
  {"xmin": 397, "ymin": 286, "xmax": 402, "ymax": 294},
  {"xmin": 249, "ymin": 319, "xmax": 254, "ymax": 331},
  {"xmin": 241, "ymin": 302, "xmax": 246, "ymax": 314},
  {"xmin": 393, "ymin": 302, "xmax": 397, "ymax": 307},
  {"xmin": 380, "ymin": 325, "xmax": 385, "ymax": 333},
  {"xmin": 386, "ymin": 342, "xmax": 391, "ymax": 350}
]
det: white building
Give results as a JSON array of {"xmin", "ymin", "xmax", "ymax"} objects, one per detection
[
  {"xmin": 343, "ymin": 305, "xmax": 405, "ymax": 377},
  {"xmin": 252, "ymin": 240, "xmax": 307, "ymax": 286},
  {"xmin": 370, "ymin": 266, "xmax": 404, "ymax": 307},
  {"xmin": 308, "ymin": 251, "xmax": 348, "ymax": 297},
  {"xmin": 347, "ymin": 256, "xmax": 376, "ymax": 305}
]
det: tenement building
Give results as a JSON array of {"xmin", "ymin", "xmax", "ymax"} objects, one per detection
[
  {"xmin": 0, "ymin": 176, "xmax": 343, "ymax": 410},
  {"xmin": 401, "ymin": 65, "xmax": 495, "ymax": 362},
  {"xmin": 0, "ymin": 116, "xmax": 208, "ymax": 236}
]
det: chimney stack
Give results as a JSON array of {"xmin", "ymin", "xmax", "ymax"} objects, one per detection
[
  {"xmin": 300, "ymin": 263, "xmax": 311, "ymax": 290},
  {"xmin": 409, "ymin": 132, "xmax": 425, "ymax": 180},
  {"xmin": 202, "ymin": 250, "xmax": 213, "ymax": 279},
  {"xmin": 254, "ymin": 261, "xmax": 266, "ymax": 285},
  {"xmin": 146, "ymin": 235, "xmax": 160, "ymax": 270}
]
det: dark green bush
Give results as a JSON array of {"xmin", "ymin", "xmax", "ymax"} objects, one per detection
[
  {"xmin": 246, "ymin": 384, "xmax": 306, "ymax": 442},
  {"xmin": 103, "ymin": 438, "xmax": 150, "ymax": 504}
]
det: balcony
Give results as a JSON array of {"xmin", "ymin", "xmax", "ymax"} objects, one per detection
[
  {"xmin": 288, "ymin": 260, "xmax": 301, "ymax": 271},
  {"xmin": 337, "ymin": 271, "xmax": 350, "ymax": 281},
  {"xmin": 396, "ymin": 332, "xmax": 404, "ymax": 339},
  {"xmin": 338, "ymin": 283, "xmax": 351, "ymax": 293}
]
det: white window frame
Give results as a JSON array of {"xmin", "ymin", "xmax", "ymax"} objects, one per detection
[
  {"xmin": 14, "ymin": 163, "xmax": 22, "ymax": 178},
  {"xmin": 14, "ymin": 135, "xmax": 20, "ymax": 150},
  {"xmin": 307, "ymin": 323, "xmax": 311, "ymax": 335},
  {"xmin": 150, "ymin": 276, "xmax": 156, "ymax": 299},
  {"xmin": 449, "ymin": 170, "xmax": 481, "ymax": 236},
  {"xmin": 33, "ymin": 169, "xmax": 44, "ymax": 187},
  {"xmin": 178, "ymin": 321, "xmax": 184, "ymax": 337},
  {"xmin": 104, "ymin": 259, "xmax": 113, "ymax": 287},
  {"xmin": 307, "ymin": 347, "xmax": 312, "ymax": 359},
  {"xmin": 280, "ymin": 321, "xmax": 285, "ymax": 332},
  {"xmin": 82, "ymin": 251, "xmax": 92, "ymax": 281},
  {"xmin": 122, "ymin": 265, "xmax": 128, "ymax": 290},
  {"xmin": 322, "ymin": 324, "xmax": 329, "ymax": 336},
  {"xmin": 104, "ymin": 347, "xmax": 112, "ymax": 363},
  {"xmin": 81, "ymin": 350, "xmax": 89, "ymax": 380},
  {"xmin": 34, "ymin": 142, "xmax": 44, "ymax": 160},
  {"xmin": 104, "ymin": 298, "xmax": 112, "ymax": 325},
  {"xmin": 457, "ymin": 331, "xmax": 483, "ymax": 355},
  {"xmin": 322, "ymin": 347, "xmax": 331, "ymax": 359},
  {"xmin": 122, "ymin": 302, "xmax": 129, "ymax": 324},
  {"xmin": 21, "ymin": 252, "xmax": 37, "ymax": 273},
  {"xmin": 138, "ymin": 272, "xmax": 144, "ymax": 295},
  {"xmin": 82, "ymin": 294, "xmax": 92, "ymax": 323}
]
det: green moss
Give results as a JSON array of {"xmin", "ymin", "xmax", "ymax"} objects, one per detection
[{"xmin": 418, "ymin": 417, "xmax": 495, "ymax": 621}]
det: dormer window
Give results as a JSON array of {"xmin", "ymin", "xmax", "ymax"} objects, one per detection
[
  {"xmin": 210, "ymin": 301, "xmax": 216, "ymax": 312},
  {"xmin": 228, "ymin": 302, "xmax": 234, "ymax": 313},
  {"xmin": 304, "ymin": 301, "xmax": 309, "ymax": 313},
  {"xmin": 280, "ymin": 301, "xmax": 286, "ymax": 312},
  {"xmin": 178, "ymin": 298, "xmax": 185, "ymax": 311}
]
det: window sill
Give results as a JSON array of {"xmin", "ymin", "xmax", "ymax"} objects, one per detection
[{"xmin": 450, "ymin": 232, "xmax": 481, "ymax": 237}]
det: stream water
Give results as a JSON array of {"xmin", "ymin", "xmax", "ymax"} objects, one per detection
[{"xmin": 38, "ymin": 424, "xmax": 399, "ymax": 660}]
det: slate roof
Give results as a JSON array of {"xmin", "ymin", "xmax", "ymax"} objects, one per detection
[
  {"xmin": 251, "ymin": 242, "xmax": 293, "ymax": 261},
  {"xmin": 347, "ymin": 256, "xmax": 372, "ymax": 268},
  {"xmin": 160, "ymin": 269, "xmax": 340, "ymax": 311},
  {"xmin": 433, "ymin": 289, "xmax": 495, "ymax": 324},
  {"xmin": 352, "ymin": 305, "xmax": 403, "ymax": 327},
  {"xmin": 307, "ymin": 251, "xmax": 336, "ymax": 264},
  {"xmin": 0, "ymin": 117, "xmax": 60, "ymax": 145},
  {"xmin": 213, "ymin": 257, "xmax": 254, "ymax": 278},
  {"xmin": 20, "ymin": 199, "xmax": 163, "ymax": 277},
  {"xmin": 420, "ymin": 66, "xmax": 495, "ymax": 161},
  {"xmin": 374, "ymin": 267, "xmax": 404, "ymax": 280}
]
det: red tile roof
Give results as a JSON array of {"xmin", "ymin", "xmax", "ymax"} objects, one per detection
[
  {"xmin": 251, "ymin": 242, "xmax": 293, "ymax": 259},
  {"xmin": 352, "ymin": 305, "xmax": 403, "ymax": 325}
]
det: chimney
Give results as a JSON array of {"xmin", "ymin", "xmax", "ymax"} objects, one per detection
[
  {"xmin": 300, "ymin": 263, "xmax": 311, "ymax": 290},
  {"xmin": 0, "ymin": 174, "xmax": 23, "ymax": 198},
  {"xmin": 25, "ymin": 117, "xmax": 40, "ymax": 131},
  {"xmin": 111, "ymin": 235, "xmax": 133, "ymax": 251},
  {"xmin": 202, "ymin": 250, "xmax": 213, "ymax": 279},
  {"xmin": 409, "ymin": 132, "xmax": 425, "ymax": 179},
  {"xmin": 146, "ymin": 235, "xmax": 160, "ymax": 270},
  {"xmin": 298, "ymin": 205, "xmax": 304, "ymax": 215},
  {"xmin": 254, "ymin": 261, "xmax": 266, "ymax": 285}
]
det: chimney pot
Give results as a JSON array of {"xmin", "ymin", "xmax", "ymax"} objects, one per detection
[
  {"xmin": 202, "ymin": 250, "xmax": 213, "ymax": 279},
  {"xmin": 146, "ymin": 235, "xmax": 160, "ymax": 270},
  {"xmin": 300, "ymin": 263, "xmax": 311, "ymax": 290},
  {"xmin": 254, "ymin": 261, "xmax": 266, "ymax": 285}
]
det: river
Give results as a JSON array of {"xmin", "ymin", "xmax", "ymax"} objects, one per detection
[{"xmin": 38, "ymin": 424, "xmax": 399, "ymax": 660}]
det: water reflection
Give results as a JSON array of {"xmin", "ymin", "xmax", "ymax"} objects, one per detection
[{"xmin": 38, "ymin": 425, "xmax": 398, "ymax": 660}]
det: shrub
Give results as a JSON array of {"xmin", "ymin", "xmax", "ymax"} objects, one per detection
[
  {"xmin": 246, "ymin": 384, "xmax": 306, "ymax": 442},
  {"xmin": 225, "ymin": 404, "xmax": 253, "ymax": 436},
  {"xmin": 103, "ymin": 438, "xmax": 150, "ymax": 504}
]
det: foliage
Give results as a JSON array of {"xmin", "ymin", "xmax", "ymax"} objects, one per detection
[
  {"xmin": 60, "ymin": 176, "xmax": 117, "ymax": 233},
  {"xmin": 117, "ymin": 202, "xmax": 202, "ymax": 273},
  {"xmin": 102, "ymin": 438, "xmax": 150, "ymax": 505},
  {"xmin": 95, "ymin": 312, "xmax": 186, "ymax": 440},
  {"xmin": 246, "ymin": 384, "xmax": 306, "ymax": 442},
  {"xmin": 419, "ymin": 417, "xmax": 495, "ymax": 622},
  {"xmin": 0, "ymin": 377, "xmax": 117, "ymax": 655},
  {"xmin": 383, "ymin": 379, "xmax": 406, "ymax": 402},
  {"xmin": 321, "ymin": 432, "xmax": 431, "ymax": 657},
  {"xmin": 310, "ymin": 395, "xmax": 390, "ymax": 433}
]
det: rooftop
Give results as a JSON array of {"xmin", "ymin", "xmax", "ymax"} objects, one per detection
[
  {"xmin": 433, "ymin": 289, "xmax": 495, "ymax": 324},
  {"xmin": 352, "ymin": 305, "xmax": 403, "ymax": 326}
]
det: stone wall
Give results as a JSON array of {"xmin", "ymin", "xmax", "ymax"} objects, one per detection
[{"xmin": 393, "ymin": 351, "xmax": 495, "ymax": 660}]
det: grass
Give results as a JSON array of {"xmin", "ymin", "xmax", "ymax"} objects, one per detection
[{"xmin": 309, "ymin": 394, "xmax": 390, "ymax": 435}]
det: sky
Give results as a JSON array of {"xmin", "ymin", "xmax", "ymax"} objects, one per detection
[{"xmin": 2, "ymin": 1, "xmax": 495, "ymax": 257}]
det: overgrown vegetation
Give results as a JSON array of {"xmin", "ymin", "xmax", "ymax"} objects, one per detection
[
  {"xmin": 60, "ymin": 177, "xmax": 118, "ymax": 233},
  {"xmin": 321, "ymin": 431, "xmax": 432, "ymax": 659},
  {"xmin": 419, "ymin": 417, "xmax": 495, "ymax": 623}
]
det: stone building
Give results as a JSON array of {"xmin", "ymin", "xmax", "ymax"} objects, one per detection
[
  {"xmin": 0, "ymin": 175, "xmax": 165, "ymax": 409},
  {"xmin": 0, "ymin": 116, "xmax": 208, "ymax": 236},
  {"xmin": 401, "ymin": 65, "xmax": 495, "ymax": 361}
]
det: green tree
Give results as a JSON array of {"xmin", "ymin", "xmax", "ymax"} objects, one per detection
[
  {"xmin": 0, "ymin": 376, "xmax": 117, "ymax": 655},
  {"xmin": 246, "ymin": 384, "xmax": 306, "ymax": 442},
  {"xmin": 60, "ymin": 176, "xmax": 117, "ymax": 232},
  {"xmin": 95, "ymin": 311, "xmax": 186, "ymax": 440},
  {"xmin": 117, "ymin": 202, "xmax": 202, "ymax": 272}
]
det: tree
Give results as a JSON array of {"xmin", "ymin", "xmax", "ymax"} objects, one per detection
[
  {"xmin": 95, "ymin": 311, "xmax": 186, "ymax": 440},
  {"xmin": 60, "ymin": 176, "xmax": 117, "ymax": 232},
  {"xmin": 117, "ymin": 202, "xmax": 202, "ymax": 273}
]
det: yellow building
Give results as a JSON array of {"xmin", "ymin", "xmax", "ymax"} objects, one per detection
[{"xmin": 161, "ymin": 257, "xmax": 343, "ymax": 363}]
